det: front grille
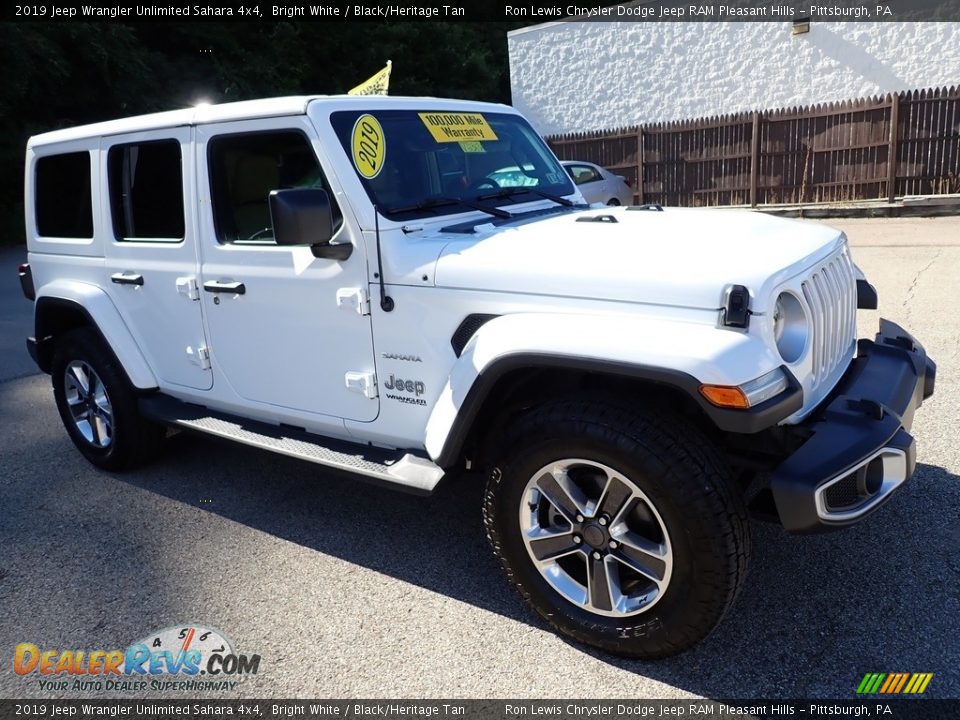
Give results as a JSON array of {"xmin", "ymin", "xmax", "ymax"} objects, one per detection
[
  {"xmin": 800, "ymin": 248, "xmax": 858, "ymax": 394},
  {"xmin": 823, "ymin": 472, "xmax": 862, "ymax": 511},
  {"xmin": 816, "ymin": 449, "xmax": 908, "ymax": 521}
]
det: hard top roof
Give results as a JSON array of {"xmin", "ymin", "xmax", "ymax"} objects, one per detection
[{"xmin": 28, "ymin": 95, "xmax": 512, "ymax": 147}]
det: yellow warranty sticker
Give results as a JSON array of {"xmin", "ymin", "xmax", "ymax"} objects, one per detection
[
  {"xmin": 458, "ymin": 141, "xmax": 485, "ymax": 153},
  {"xmin": 419, "ymin": 112, "xmax": 498, "ymax": 143},
  {"xmin": 352, "ymin": 114, "xmax": 384, "ymax": 179}
]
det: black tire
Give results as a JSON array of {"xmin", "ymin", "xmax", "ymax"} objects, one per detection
[
  {"xmin": 606, "ymin": 198, "xmax": 621, "ymax": 206},
  {"xmin": 483, "ymin": 398, "xmax": 750, "ymax": 658},
  {"xmin": 51, "ymin": 328, "xmax": 165, "ymax": 471}
]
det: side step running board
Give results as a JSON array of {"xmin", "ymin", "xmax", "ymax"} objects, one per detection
[{"xmin": 139, "ymin": 396, "xmax": 444, "ymax": 495}]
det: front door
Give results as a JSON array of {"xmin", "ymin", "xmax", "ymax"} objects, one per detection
[
  {"xmin": 195, "ymin": 118, "xmax": 378, "ymax": 422},
  {"xmin": 100, "ymin": 128, "xmax": 212, "ymax": 391}
]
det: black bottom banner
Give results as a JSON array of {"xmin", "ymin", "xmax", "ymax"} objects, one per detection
[{"xmin": 0, "ymin": 700, "xmax": 957, "ymax": 720}]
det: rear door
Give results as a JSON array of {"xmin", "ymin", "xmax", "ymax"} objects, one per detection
[{"xmin": 100, "ymin": 128, "xmax": 212, "ymax": 390}]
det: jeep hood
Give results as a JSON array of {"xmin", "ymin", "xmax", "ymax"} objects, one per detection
[{"xmin": 432, "ymin": 206, "xmax": 845, "ymax": 311}]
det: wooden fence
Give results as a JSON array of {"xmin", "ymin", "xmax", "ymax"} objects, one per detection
[{"xmin": 546, "ymin": 86, "xmax": 960, "ymax": 207}]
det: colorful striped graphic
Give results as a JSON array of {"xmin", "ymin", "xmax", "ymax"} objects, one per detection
[{"xmin": 856, "ymin": 673, "xmax": 933, "ymax": 694}]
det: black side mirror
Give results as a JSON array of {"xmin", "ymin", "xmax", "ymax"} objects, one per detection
[{"xmin": 268, "ymin": 188, "xmax": 352, "ymax": 261}]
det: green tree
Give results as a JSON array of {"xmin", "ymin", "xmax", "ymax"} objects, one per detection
[{"xmin": 0, "ymin": 21, "xmax": 524, "ymax": 246}]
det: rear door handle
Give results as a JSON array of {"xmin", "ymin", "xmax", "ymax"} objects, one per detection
[
  {"xmin": 111, "ymin": 272, "xmax": 144, "ymax": 286},
  {"xmin": 203, "ymin": 280, "xmax": 246, "ymax": 295}
]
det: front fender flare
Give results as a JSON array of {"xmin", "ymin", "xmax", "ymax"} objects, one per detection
[
  {"xmin": 35, "ymin": 280, "xmax": 158, "ymax": 389},
  {"xmin": 424, "ymin": 313, "xmax": 801, "ymax": 467}
]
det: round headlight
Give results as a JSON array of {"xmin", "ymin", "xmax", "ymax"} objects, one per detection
[{"xmin": 773, "ymin": 292, "xmax": 807, "ymax": 363}]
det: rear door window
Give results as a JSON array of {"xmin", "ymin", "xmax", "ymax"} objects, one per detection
[{"xmin": 108, "ymin": 140, "xmax": 185, "ymax": 241}]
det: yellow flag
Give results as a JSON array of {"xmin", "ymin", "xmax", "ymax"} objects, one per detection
[{"xmin": 348, "ymin": 61, "xmax": 392, "ymax": 96}]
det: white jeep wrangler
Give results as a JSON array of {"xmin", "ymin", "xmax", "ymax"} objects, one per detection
[{"xmin": 19, "ymin": 96, "xmax": 936, "ymax": 658}]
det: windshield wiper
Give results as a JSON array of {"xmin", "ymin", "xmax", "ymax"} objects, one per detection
[
  {"xmin": 384, "ymin": 196, "xmax": 512, "ymax": 219},
  {"xmin": 477, "ymin": 187, "xmax": 575, "ymax": 207}
]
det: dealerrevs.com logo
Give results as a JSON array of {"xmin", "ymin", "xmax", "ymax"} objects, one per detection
[{"xmin": 14, "ymin": 624, "xmax": 261, "ymax": 693}]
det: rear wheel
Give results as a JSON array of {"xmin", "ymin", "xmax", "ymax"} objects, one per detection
[
  {"xmin": 483, "ymin": 398, "xmax": 750, "ymax": 658},
  {"xmin": 52, "ymin": 328, "xmax": 165, "ymax": 470}
]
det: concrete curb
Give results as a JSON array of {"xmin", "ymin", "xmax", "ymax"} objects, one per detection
[{"xmin": 725, "ymin": 195, "xmax": 960, "ymax": 219}]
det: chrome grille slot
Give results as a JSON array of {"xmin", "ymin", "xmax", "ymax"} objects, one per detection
[
  {"xmin": 839, "ymin": 255, "xmax": 856, "ymax": 351},
  {"xmin": 819, "ymin": 271, "xmax": 834, "ymax": 373},
  {"xmin": 798, "ymin": 249, "xmax": 857, "ymax": 395},
  {"xmin": 834, "ymin": 261, "xmax": 847, "ymax": 353},
  {"xmin": 802, "ymin": 278, "xmax": 824, "ymax": 379},
  {"xmin": 823, "ymin": 262, "xmax": 843, "ymax": 372}
]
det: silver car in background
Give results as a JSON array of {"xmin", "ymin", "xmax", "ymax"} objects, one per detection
[{"xmin": 562, "ymin": 160, "xmax": 633, "ymax": 206}]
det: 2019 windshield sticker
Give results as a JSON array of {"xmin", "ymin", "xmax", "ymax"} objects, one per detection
[
  {"xmin": 418, "ymin": 113, "xmax": 498, "ymax": 143},
  {"xmin": 351, "ymin": 114, "xmax": 384, "ymax": 179}
]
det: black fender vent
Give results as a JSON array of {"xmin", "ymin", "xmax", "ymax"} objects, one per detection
[{"xmin": 451, "ymin": 314, "xmax": 499, "ymax": 357}]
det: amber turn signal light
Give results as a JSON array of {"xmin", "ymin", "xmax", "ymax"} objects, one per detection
[{"xmin": 699, "ymin": 384, "xmax": 750, "ymax": 409}]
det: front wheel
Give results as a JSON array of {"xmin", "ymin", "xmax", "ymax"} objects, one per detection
[{"xmin": 483, "ymin": 399, "xmax": 750, "ymax": 658}]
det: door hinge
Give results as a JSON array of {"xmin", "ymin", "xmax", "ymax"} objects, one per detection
[
  {"xmin": 186, "ymin": 345, "xmax": 211, "ymax": 370},
  {"xmin": 176, "ymin": 276, "xmax": 200, "ymax": 301},
  {"xmin": 336, "ymin": 288, "xmax": 370, "ymax": 316},
  {"xmin": 345, "ymin": 371, "xmax": 377, "ymax": 399}
]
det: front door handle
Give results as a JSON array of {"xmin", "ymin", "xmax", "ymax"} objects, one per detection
[
  {"xmin": 111, "ymin": 272, "xmax": 144, "ymax": 286},
  {"xmin": 203, "ymin": 280, "xmax": 246, "ymax": 295}
]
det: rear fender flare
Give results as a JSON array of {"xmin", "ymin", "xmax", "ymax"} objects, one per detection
[{"xmin": 34, "ymin": 280, "xmax": 158, "ymax": 389}]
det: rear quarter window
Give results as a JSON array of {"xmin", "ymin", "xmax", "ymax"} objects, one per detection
[{"xmin": 34, "ymin": 151, "xmax": 94, "ymax": 238}]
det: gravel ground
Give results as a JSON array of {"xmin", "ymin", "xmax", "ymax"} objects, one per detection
[{"xmin": 0, "ymin": 216, "xmax": 957, "ymax": 700}]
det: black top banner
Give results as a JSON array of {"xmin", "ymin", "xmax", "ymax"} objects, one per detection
[{"xmin": 6, "ymin": 0, "xmax": 960, "ymax": 22}]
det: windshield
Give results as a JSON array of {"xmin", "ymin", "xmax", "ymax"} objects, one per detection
[{"xmin": 330, "ymin": 109, "xmax": 576, "ymax": 220}]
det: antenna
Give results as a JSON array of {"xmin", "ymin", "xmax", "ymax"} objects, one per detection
[{"xmin": 374, "ymin": 206, "xmax": 394, "ymax": 312}]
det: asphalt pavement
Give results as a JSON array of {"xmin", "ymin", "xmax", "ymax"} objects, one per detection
[
  {"xmin": 0, "ymin": 218, "xmax": 957, "ymax": 700},
  {"xmin": 0, "ymin": 250, "xmax": 35, "ymax": 382}
]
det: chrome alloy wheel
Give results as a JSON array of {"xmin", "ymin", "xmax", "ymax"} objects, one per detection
[
  {"xmin": 519, "ymin": 459, "xmax": 673, "ymax": 617},
  {"xmin": 63, "ymin": 360, "xmax": 114, "ymax": 448}
]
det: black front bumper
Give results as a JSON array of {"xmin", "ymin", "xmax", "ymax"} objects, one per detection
[{"xmin": 771, "ymin": 319, "xmax": 936, "ymax": 533}]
